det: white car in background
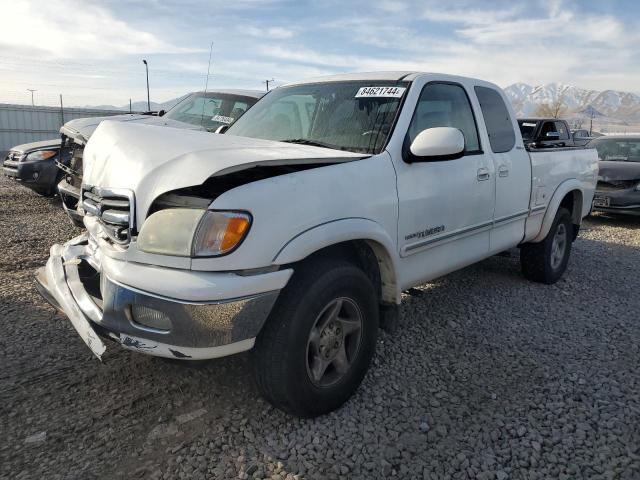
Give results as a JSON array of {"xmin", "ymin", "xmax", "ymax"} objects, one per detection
[{"xmin": 57, "ymin": 89, "xmax": 264, "ymax": 225}]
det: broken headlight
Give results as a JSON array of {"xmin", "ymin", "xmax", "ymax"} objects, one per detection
[{"xmin": 137, "ymin": 208, "xmax": 251, "ymax": 257}]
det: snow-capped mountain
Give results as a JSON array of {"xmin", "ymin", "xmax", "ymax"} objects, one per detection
[{"xmin": 504, "ymin": 82, "xmax": 640, "ymax": 122}]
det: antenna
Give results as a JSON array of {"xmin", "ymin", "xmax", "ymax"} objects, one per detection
[{"xmin": 201, "ymin": 42, "xmax": 214, "ymax": 129}]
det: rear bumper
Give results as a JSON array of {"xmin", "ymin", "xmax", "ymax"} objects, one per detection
[{"xmin": 35, "ymin": 235, "xmax": 290, "ymax": 360}]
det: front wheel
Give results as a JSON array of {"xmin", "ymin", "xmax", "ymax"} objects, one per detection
[
  {"xmin": 520, "ymin": 207, "xmax": 573, "ymax": 284},
  {"xmin": 251, "ymin": 258, "xmax": 379, "ymax": 417}
]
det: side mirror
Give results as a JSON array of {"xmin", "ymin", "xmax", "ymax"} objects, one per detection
[
  {"xmin": 158, "ymin": 109, "xmax": 166, "ymax": 117},
  {"xmin": 215, "ymin": 125, "xmax": 229, "ymax": 134},
  {"xmin": 544, "ymin": 131, "xmax": 560, "ymax": 140},
  {"xmin": 408, "ymin": 127, "xmax": 465, "ymax": 161}
]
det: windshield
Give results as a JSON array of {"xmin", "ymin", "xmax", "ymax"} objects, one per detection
[
  {"xmin": 226, "ymin": 81, "xmax": 408, "ymax": 154},
  {"xmin": 591, "ymin": 137, "xmax": 640, "ymax": 162},
  {"xmin": 164, "ymin": 92, "xmax": 259, "ymax": 131},
  {"xmin": 518, "ymin": 120, "xmax": 538, "ymax": 141}
]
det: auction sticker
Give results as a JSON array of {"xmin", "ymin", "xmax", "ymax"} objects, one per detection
[
  {"xmin": 355, "ymin": 86, "xmax": 406, "ymax": 98},
  {"xmin": 212, "ymin": 115, "xmax": 234, "ymax": 124}
]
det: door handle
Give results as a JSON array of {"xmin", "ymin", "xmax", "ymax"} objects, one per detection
[
  {"xmin": 498, "ymin": 166, "xmax": 509, "ymax": 177},
  {"xmin": 477, "ymin": 168, "xmax": 490, "ymax": 181}
]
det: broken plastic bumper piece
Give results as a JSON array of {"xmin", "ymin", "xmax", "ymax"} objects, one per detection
[{"xmin": 35, "ymin": 235, "xmax": 284, "ymax": 360}]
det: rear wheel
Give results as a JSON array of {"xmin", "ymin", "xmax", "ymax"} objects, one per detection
[
  {"xmin": 520, "ymin": 207, "xmax": 572, "ymax": 284},
  {"xmin": 251, "ymin": 258, "xmax": 378, "ymax": 417}
]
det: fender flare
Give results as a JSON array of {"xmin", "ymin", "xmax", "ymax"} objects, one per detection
[
  {"xmin": 531, "ymin": 179, "xmax": 584, "ymax": 243},
  {"xmin": 272, "ymin": 217, "xmax": 401, "ymax": 303}
]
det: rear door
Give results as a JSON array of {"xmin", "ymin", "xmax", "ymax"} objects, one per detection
[{"xmin": 474, "ymin": 86, "xmax": 532, "ymax": 252}]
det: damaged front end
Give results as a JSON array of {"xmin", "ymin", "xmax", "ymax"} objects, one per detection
[
  {"xmin": 56, "ymin": 134, "xmax": 86, "ymax": 227},
  {"xmin": 37, "ymin": 122, "xmax": 364, "ymax": 360},
  {"xmin": 35, "ymin": 232, "xmax": 290, "ymax": 360}
]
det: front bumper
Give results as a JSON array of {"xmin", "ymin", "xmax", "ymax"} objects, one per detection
[
  {"xmin": 35, "ymin": 235, "xmax": 289, "ymax": 360},
  {"xmin": 592, "ymin": 188, "xmax": 640, "ymax": 216},
  {"xmin": 2, "ymin": 157, "xmax": 60, "ymax": 194}
]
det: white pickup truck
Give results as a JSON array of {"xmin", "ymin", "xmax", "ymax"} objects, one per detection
[{"xmin": 36, "ymin": 72, "xmax": 598, "ymax": 417}]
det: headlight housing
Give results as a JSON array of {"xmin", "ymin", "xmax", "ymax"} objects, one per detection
[
  {"xmin": 25, "ymin": 150, "xmax": 57, "ymax": 162},
  {"xmin": 137, "ymin": 208, "xmax": 251, "ymax": 257}
]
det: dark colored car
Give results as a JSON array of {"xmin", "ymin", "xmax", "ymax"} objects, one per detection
[
  {"xmin": 2, "ymin": 139, "xmax": 70, "ymax": 196},
  {"xmin": 571, "ymin": 129, "xmax": 596, "ymax": 146},
  {"xmin": 57, "ymin": 89, "xmax": 264, "ymax": 226},
  {"xmin": 518, "ymin": 118, "xmax": 576, "ymax": 148},
  {"xmin": 590, "ymin": 136, "xmax": 640, "ymax": 216}
]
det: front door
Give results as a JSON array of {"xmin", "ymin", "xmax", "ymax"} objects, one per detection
[{"xmin": 394, "ymin": 82, "xmax": 495, "ymax": 289}]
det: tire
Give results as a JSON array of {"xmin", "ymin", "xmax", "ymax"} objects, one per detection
[
  {"xmin": 251, "ymin": 257, "xmax": 379, "ymax": 417},
  {"xmin": 520, "ymin": 207, "xmax": 572, "ymax": 284}
]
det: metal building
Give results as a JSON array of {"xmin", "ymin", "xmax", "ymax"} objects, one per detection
[{"xmin": 0, "ymin": 104, "xmax": 125, "ymax": 156}]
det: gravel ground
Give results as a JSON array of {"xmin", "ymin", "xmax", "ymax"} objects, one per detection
[{"xmin": 1, "ymin": 175, "xmax": 639, "ymax": 480}]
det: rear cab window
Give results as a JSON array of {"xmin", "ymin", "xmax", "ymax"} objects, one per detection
[
  {"xmin": 474, "ymin": 86, "xmax": 516, "ymax": 153},
  {"xmin": 555, "ymin": 121, "xmax": 569, "ymax": 140}
]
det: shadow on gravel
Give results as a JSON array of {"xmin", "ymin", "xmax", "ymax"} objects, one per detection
[{"xmin": 586, "ymin": 212, "xmax": 640, "ymax": 230}]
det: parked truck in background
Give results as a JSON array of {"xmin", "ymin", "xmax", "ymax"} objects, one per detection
[
  {"xmin": 36, "ymin": 72, "xmax": 598, "ymax": 417},
  {"xmin": 517, "ymin": 118, "xmax": 579, "ymax": 148}
]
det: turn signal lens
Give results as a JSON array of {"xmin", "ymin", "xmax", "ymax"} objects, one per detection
[{"xmin": 193, "ymin": 211, "xmax": 251, "ymax": 256}]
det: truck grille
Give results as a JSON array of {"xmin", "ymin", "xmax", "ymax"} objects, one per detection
[
  {"xmin": 597, "ymin": 179, "xmax": 637, "ymax": 191},
  {"xmin": 82, "ymin": 186, "xmax": 134, "ymax": 245}
]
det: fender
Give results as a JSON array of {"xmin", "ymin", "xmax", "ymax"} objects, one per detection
[
  {"xmin": 272, "ymin": 217, "xmax": 401, "ymax": 303},
  {"xmin": 531, "ymin": 179, "xmax": 584, "ymax": 243}
]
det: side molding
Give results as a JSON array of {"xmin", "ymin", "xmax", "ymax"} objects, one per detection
[
  {"xmin": 272, "ymin": 218, "xmax": 401, "ymax": 303},
  {"xmin": 531, "ymin": 179, "xmax": 583, "ymax": 243}
]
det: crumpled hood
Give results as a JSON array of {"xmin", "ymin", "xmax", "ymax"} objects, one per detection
[
  {"xmin": 597, "ymin": 160, "xmax": 640, "ymax": 181},
  {"xmin": 83, "ymin": 121, "xmax": 366, "ymax": 228},
  {"xmin": 61, "ymin": 113, "xmax": 201, "ymax": 143}
]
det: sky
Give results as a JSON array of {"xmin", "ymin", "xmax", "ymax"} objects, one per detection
[{"xmin": 1, "ymin": 0, "xmax": 640, "ymax": 107}]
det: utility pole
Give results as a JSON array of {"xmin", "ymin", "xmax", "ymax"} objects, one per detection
[
  {"xmin": 129, "ymin": 99, "xmax": 132, "ymax": 113},
  {"xmin": 589, "ymin": 110, "xmax": 594, "ymax": 136},
  {"xmin": 59, "ymin": 94, "xmax": 64, "ymax": 124},
  {"xmin": 263, "ymin": 78, "xmax": 274, "ymax": 92},
  {"xmin": 142, "ymin": 59, "xmax": 150, "ymax": 111},
  {"xmin": 27, "ymin": 89, "xmax": 37, "ymax": 106}
]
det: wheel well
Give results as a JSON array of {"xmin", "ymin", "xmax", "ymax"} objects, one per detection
[
  {"xmin": 296, "ymin": 240, "xmax": 398, "ymax": 305},
  {"xmin": 559, "ymin": 189, "xmax": 583, "ymax": 240}
]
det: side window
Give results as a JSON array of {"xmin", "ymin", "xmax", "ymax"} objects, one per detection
[
  {"xmin": 229, "ymin": 101, "xmax": 248, "ymax": 121},
  {"xmin": 408, "ymin": 83, "xmax": 480, "ymax": 153},
  {"xmin": 540, "ymin": 121, "xmax": 558, "ymax": 137},
  {"xmin": 474, "ymin": 86, "xmax": 516, "ymax": 153},
  {"xmin": 555, "ymin": 122, "xmax": 569, "ymax": 140}
]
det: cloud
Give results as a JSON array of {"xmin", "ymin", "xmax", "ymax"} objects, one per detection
[
  {"xmin": 0, "ymin": 0, "xmax": 200, "ymax": 59},
  {"xmin": 244, "ymin": 26, "xmax": 295, "ymax": 39}
]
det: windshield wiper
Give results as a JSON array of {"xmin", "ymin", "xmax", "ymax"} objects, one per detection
[{"xmin": 280, "ymin": 138, "xmax": 337, "ymax": 149}]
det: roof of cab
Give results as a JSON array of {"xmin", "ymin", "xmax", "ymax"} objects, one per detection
[
  {"xmin": 193, "ymin": 89, "xmax": 264, "ymax": 99},
  {"xmin": 281, "ymin": 71, "xmax": 504, "ymax": 92},
  {"xmin": 282, "ymin": 71, "xmax": 418, "ymax": 86}
]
